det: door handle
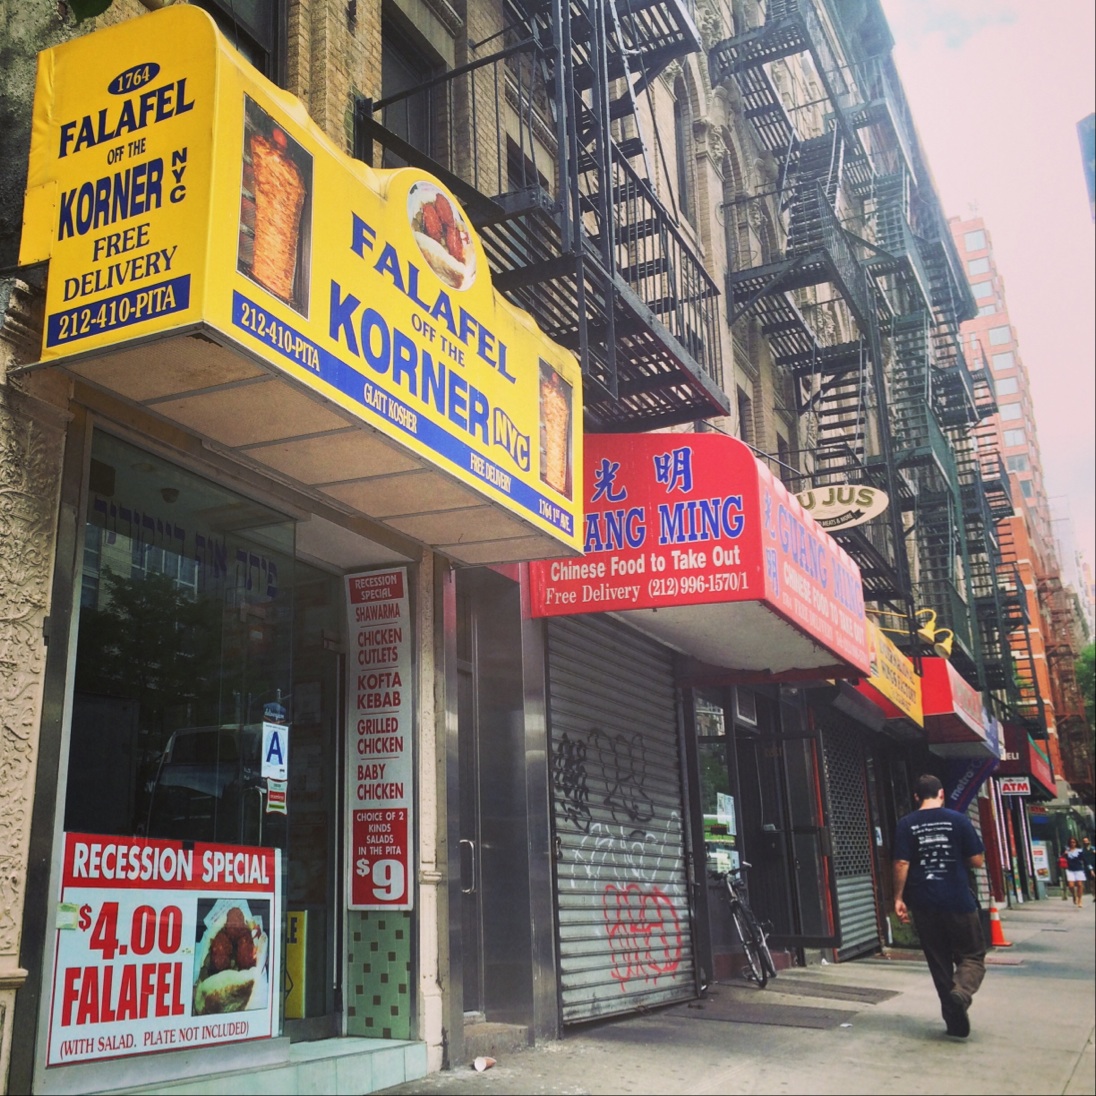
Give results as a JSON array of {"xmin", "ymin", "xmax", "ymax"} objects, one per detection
[{"xmin": 460, "ymin": 838, "xmax": 476, "ymax": 894}]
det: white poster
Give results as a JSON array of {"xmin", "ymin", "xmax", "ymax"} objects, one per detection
[
  {"xmin": 1031, "ymin": 840, "xmax": 1050, "ymax": 880},
  {"xmin": 345, "ymin": 568, "xmax": 413, "ymax": 910},
  {"xmin": 48, "ymin": 833, "xmax": 280, "ymax": 1067}
]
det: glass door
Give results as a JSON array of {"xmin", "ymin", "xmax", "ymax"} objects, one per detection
[{"xmin": 284, "ymin": 562, "xmax": 343, "ymax": 1040}]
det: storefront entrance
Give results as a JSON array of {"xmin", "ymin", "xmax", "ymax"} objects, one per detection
[
  {"xmin": 455, "ymin": 569, "xmax": 536, "ymax": 1027},
  {"xmin": 54, "ymin": 430, "xmax": 349, "ymax": 1067},
  {"xmin": 690, "ymin": 686, "xmax": 838, "ymax": 982}
]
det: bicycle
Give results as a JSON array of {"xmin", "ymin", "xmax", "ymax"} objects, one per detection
[{"xmin": 713, "ymin": 863, "xmax": 777, "ymax": 988}]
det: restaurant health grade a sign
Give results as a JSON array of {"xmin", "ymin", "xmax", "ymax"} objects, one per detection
[{"xmin": 20, "ymin": 5, "xmax": 582, "ymax": 552}]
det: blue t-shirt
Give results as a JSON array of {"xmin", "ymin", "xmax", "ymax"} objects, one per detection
[{"xmin": 893, "ymin": 807, "xmax": 984, "ymax": 913}]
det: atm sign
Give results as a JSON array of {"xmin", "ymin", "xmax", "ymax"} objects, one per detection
[{"xmin": 999, "ymin": 776, "xmax": 1030, "ymax": 796}]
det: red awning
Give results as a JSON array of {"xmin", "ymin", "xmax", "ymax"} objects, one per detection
[
  {"xmin": 921, "ymin": 657, "xmax": 996, "ymax": 758},
  {"xmin": 529, "ymin": 433, "xmax": 870, "ymax": 679},
  {"xmin": 996, "ymin": 722, "xmax": 1056, "ymax": 797}
]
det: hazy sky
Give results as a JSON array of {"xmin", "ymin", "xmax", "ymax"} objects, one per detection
[{"xmin": 879, "ymin": 0, "xmax": 1096, "ymax": 584}]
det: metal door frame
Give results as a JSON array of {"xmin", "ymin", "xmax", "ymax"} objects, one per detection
[{"xmin": 770, "ymin": 691, "xmax": 840, "ymax": 949}]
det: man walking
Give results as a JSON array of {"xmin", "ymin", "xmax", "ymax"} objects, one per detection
[
  {"xmin": 893, "ymin": 773, "xmax": 986, "ymax": 1038},
  {"xmin": 1082, "ymin": 837, "xmax": 1096, "ymax": 903}
]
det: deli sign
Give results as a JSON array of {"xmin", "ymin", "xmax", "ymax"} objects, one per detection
[{"xmin": 999, "ymin": 776, "xmax": 1031, "ymax": 796}]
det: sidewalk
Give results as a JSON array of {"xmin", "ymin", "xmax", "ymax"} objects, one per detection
[{"xmin": 378, "ymin": 900, "xmax": 1095, "ymax": 1096}]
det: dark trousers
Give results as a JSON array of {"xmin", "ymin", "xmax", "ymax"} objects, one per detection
[{"xmin": 911, "ymin": 907, "xmax": 986, "ymax": 1011}]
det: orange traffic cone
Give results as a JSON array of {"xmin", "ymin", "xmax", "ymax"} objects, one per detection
[{"xmin": 987, "ymin": 901, "xmax": 1012, "ymax": 948}]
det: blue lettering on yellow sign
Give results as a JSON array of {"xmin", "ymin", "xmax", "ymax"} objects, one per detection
[
  {"xmin": 232, "ymin": 291, "xmax": 572, "ymax": 537},
  {"xmin": 57, "ymin": 79, "xmax": 194, "ymax": 158},
  {"xmin": 348, "ymin": 213, "xmax": 515, "ymax": 382}
]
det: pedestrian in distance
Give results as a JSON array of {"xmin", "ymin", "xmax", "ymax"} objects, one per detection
[
  {"xmin": 1081, "ymin": 837, "xmax": 1096, "ymax": 903},
  {"xmin": 893, "ymin": 773, "xmax": 986, "ymax": 1039},
  {"xmin": 1063, "ymin": 837, "xmax": 1087, "ymax": 907}
]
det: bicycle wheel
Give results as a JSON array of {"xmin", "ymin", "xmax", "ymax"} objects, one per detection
[
  {"xmin": 757, "ymin": 926, "xmax": 777, "ymax": 981},
  {"xmin": 743, "ymin": 906, "xmax": 777, "ymax": 982},
  {"xmin": 730, "ymin": 903, "xmax": 768, "ymax": 988}
]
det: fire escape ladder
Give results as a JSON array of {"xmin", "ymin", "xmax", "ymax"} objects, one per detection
[
  {"xmin": 889, "ymin": 311, "xmax": 932, "ymax": 470},
  {"xmin": 355, "ymin": 0, "xmax": 728, "ymax": 430},
  {"xmin": 713, "ymin": 1, "xmax": 915, "ymax": 607},
  {"xmin": 863, "ymin": 170, "xmax": 932, "ymax": 315},
  {"xmin": 989, "ymin": 521, "xmax": 1045, "ymax": 734}
]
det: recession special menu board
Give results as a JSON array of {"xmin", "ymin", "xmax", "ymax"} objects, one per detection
[
  {"xmin": 48, "ymin": 834, "xmax": 280, "ymax": 1066},
  {"xmin": 345, "ymin": 568, "xmax": 413, "ymax": 911}
]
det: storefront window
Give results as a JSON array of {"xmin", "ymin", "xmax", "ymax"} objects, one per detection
[
  {"xmin": 694, "ymin": 689, "xmax": 736, "ymax": 875},
  {"xmin": 47, "ymin": 431, "xmax": 317, "ymax": 1068},
  {"xmin": 68, "ymin": 432, "xmax": 295, "ymax": 846}
]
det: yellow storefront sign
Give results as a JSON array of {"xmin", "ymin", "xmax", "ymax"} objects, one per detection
[
  {"xmin": 865, "ymin": 620, "xmax": 923, "ymax": 727},
  {"xmin": 284, "ymin": 910, "xmax": 307, "ymax": 1020},
  {"xmin": 21, "ymin": 5, "xmax": 582, "ymax": 550}
]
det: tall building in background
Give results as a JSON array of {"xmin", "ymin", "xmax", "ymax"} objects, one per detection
[
  {"xmin": 952, "ymin": 215, "xmax": 1094, "ymax": 812},
  {"xmin": 1078, "ymin": 113, "xmax": 1095, "ymax": 220}
]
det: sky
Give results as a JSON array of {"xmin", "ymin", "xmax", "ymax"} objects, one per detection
[{"xmin": 879, "ymin": 0, "xmax": 1096, "ymax": 592}]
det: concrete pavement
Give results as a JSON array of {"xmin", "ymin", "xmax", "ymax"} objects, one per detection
[{"xmin": 378, "ymin": 897, "xmax": 1095, "ymax": 1096}]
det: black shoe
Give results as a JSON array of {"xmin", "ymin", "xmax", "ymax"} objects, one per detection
[{"xmin": 945, "ymin": 991, "xmax": 970, "ymax": 1038}]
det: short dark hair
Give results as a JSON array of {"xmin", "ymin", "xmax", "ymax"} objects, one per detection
[{"xmin": 914, "ymin": 774, "xmax": 944, "ymax": 803}]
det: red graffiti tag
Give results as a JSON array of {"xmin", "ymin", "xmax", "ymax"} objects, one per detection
[{"xmin": 602, "ymin": 882, "xmax": 682, "ymax": 991}]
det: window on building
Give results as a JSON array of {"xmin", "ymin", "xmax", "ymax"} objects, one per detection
[
  {"xmin": 967, "ymin": 257, "xmax": 990, "ymax": 276},
  {"xmin": 989, "ymin": 325, "xmax": 1013, "ymax": 346},
  {"xmin": 995, "ymin": 376, "xmax": 1018, "ymax": 395},
  {"xmin": 777, "ymin": 435, "xmax": 793, "ymax": 488},
  {"xmin": 674, "ymin": 78, "xmax": 695, "ymax": 224},
  {"xmin": 196, "ymin": 0, "xmax": 286, "ymax": 83},
  {"xmin": 1007, "ymin": 454, "xmax": 1030, "ymax": 472},
  {"xmin": 737, "ymin": 386, "xmax": 753, "ymax": 446},
  {"xmin": 1003, "ymin": 428, "xmax": 1026, "ymax": 447},
  {"xmin": 380, "ymin": 18, "xmax": 443, "ymax": 168},
  {"xmin": 972, "ymin": 280, "xmax": 994, "ymax": 299},
  {"xmin": 964, "ymin": 229, "xmax": 986, "ymax": 251},
  {"xmin": 992, "ymin": 351, "xmax": 1016, "ymax": 370},
  {"xmin": 1020, "ymin": 479, "xmax": 1035, "ymax": 499},
  {"xmin": 999, "ymin": 403, "xmax": 1022, "ymax": 421},
  {"xmin": 978, "ymin": 303, "xmax": 997, "ymax": 316}
]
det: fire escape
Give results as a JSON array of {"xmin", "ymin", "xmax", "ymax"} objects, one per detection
[
  {"xmin": 849, "ymin": 48, "xmax": 989, "ymax": 688},
  {"xmin": 355, "ymin": 0, "xmax": 728, "ymax": 429},
  {"xmin": 1040, "ymin": 569, "xmax": 1093, "ymax": 797},
  {"xmin": 708, "ymin": 0, "xmax": 912, "ymax": 612}
]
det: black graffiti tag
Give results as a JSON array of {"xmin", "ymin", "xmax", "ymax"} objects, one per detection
[
  {"xmin": 588, "ymin": 729, "xmax": 655, "ymax": 827},
  {"xmin": 553, "ymin": 731, "xmax": 592, "ymax": 833}
]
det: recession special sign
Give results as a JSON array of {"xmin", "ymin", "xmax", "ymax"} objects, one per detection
[
  {"xmin": 20, "ymin": 5, "xmax": 582, "ymax": 552},
  {"xmin": 48, "ymin": 834, "xmax": 280, "ymax": 1067},
  {"xmin": 529, "ymin": 433, "xmax": 870, "ymax": 674}
]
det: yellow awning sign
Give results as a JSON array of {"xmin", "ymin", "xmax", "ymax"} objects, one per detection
[
  {"xmin": 21, "ymin": 5, "xmax": 582, "ymax": 550},
  {"xmin": 863, "ymin": 619, "xmax": 924, "ymax": 727}
]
